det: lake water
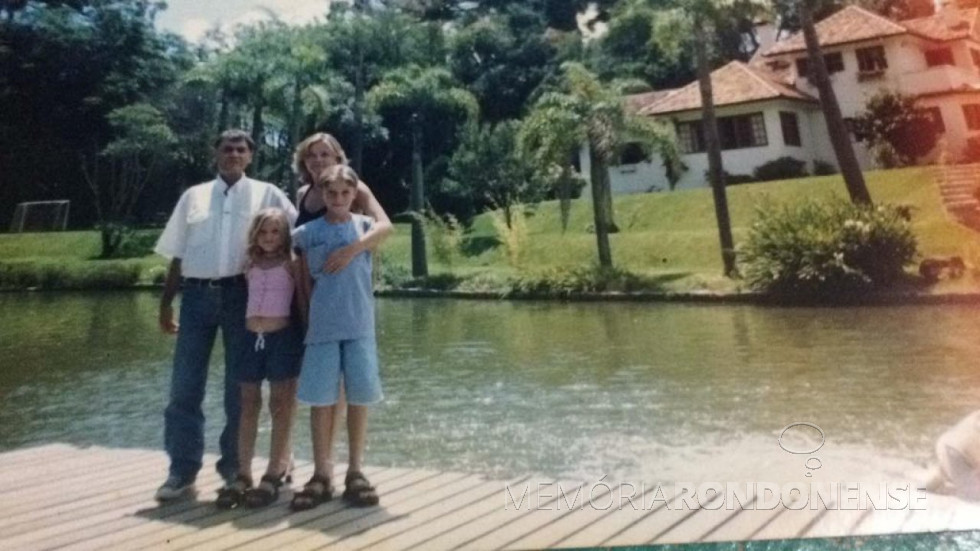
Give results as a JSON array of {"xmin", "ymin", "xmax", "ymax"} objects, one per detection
[{"xmin": 1, "ymin": 292, "xmax": 978, "ymax": 490}]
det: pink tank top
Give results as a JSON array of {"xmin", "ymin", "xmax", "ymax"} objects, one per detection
[{"xmin": 246, "ymin": 264, "xmax": 294, "ymax": 318}]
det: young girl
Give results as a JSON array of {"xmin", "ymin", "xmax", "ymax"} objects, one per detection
[
  {"xmin": 290, "ymin": 165, "xmax": 386, "ymax": 510},
  {"xmin": 216, "ymin": 207, "xmax": 304, "ymax": 509}
]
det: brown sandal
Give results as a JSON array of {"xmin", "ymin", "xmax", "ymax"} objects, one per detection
[
  {"xmin": 290, "ymin": 475, "xmax": 332, "ymax": 511},
  {"xmin": 245, "ymin": 471, "xmax": 289, "ymax": 508},
  {"xmin": 342, "ymin": 471, "xmax": 379, "ymax": 507},
  {"xmin": 216, "ymin": 475, "xmax": 252, "ymax": 510}
]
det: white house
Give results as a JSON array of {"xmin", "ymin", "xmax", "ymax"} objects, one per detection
[{"xmin": 592, "ymin": 3, "xmax": 980, "ymax": 194}]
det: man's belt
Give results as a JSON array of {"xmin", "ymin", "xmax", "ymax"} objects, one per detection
[{"xmin": 182, "ymin": 275, "xmax": 246, "ymax": 288}]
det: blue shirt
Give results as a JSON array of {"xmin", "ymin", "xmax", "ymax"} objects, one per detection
[{"xmin": 292, "ymin": 214, "xmax": 374, "ymax": 343}]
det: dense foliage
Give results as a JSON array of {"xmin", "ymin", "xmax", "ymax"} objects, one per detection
[
  {"xmin": 1, "ymin": 0, "xmax": 938, "ymax": 241},
  {"xmin": 741, "ymin": 198, "xmax": 918, "ymax": 296}
]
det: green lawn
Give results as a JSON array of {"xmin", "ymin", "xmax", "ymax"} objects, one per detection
[
  {"xmin": 2, "ymin": 166, "xmax": 975, "ymax": 292},
  {"xmin": 381, "ymin": 166, "xmax": 977, "ymax": 292}
]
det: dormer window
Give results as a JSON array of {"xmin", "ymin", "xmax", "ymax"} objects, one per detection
[
  {"xmin": 795, "ymin": 52, "xmax": 845, "ymax": 78},
  {"xmin": 856, "ymin": 46, "xmax": 888, "ymax": 74},
  {"xmin": 925, "ymin": 48, "xmax": 955, "ymax": 67}
]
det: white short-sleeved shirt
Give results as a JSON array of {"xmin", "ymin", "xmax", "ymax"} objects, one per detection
[{"xmin": 154, "ymin": 176, "xmax": 298, "ymax": 278}]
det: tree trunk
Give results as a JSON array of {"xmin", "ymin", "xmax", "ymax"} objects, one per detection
[
  {"xmin": 250, "ymin": 94, "xmax": 264, "ymax": 173},
  {"xmin": 352, "ymin": 44, "xmax": 365, "ymax": 174},
  {"xmin": 694, "ymin": 22, "xmax": 737, "ymax": 277},
  {"xmin": 799, "ymin": 0, "xmax": 872, "ymax": 206},
  {"xmin": 410, "ymin": 115, "xmax": 428, "ymax": 277},
  {"xmin": 218, "ymin": 86, "xmax": 230, "ymax": 132},
  {"xmin": 288, "ymin": 77, "xmax": 303, "ymax": 196},
  {"xmin": 588, "ymin": 146, "xmax": 613, "ymax": 269}
]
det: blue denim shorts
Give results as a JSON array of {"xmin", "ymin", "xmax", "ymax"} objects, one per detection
[
  {"xmin": 239, "ymin": 325, "xmax": 303, "ymax": 383},
  {"xmin": 297, "ymin": 337, "xmax": 382, "ymax": 406}
]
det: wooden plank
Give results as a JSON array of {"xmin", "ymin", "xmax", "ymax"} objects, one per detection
[
  {"xmin": 556, "ymin": 483, "xmax": 676, "ymax": 549},
  {"xmin": 0, "ymin": 447, "xmax": 153, "ymax": 492},
  {"xmin": 0, "ymin": 443, "xmax": 77, "ymax": 467},
  {"xmin": 355, "ymin": 475, "xmax": 533, "ymax": 551},
  {"xmin": 235, "ymin": 471, "xmax": 475, "ymax": 551},
  {"xmin": 900, "ymin": 492, "xmax": 959, "ymax": 534},
  {"xmin": 656, "ymin": 486, "xmax": 758, "ymax": 544},
  {"xmin": 852, "ymin": 507, "xmax": 913, "ymax": 536},
  {"xmin": 397, "ymin": 476, "xmax": 564, "ymax": 551},
  {"xmin": 699, "ymin": 494, "xmax": 786, "ymax": 542},
  {"xmin": 284, "ymin": 473, "xmax": 495, "ymax": 551},
  {"xmin": 187, "ymin": 468, "xmax": 440, "ymax": 551},
  {"xmin": 752, "ymin": 504, "xmax": 827, "ymax": 540},
  {"xmin": 803, "ymin": 506, "xmax": 871, "ymax": 539},
  {"xmin": 0, "ymin": 451, "xmax": 168, "ymax": 519},
  {"xmin": 139, "ymin": 467, "xmax": 410, "ymax": 551},
  {"xmin": 605, "ymin": 486, "xmax": 726, "ymax": 546},
  {"xmin": 60, "ymin": 462, "xmax": 310, "ymax": 551},
  {"xmin": 504, "ymin": 482, "xmax": 636, "ymax": 550}
]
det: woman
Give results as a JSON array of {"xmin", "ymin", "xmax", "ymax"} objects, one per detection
[{"xmin": 290, "ymin": 132, "xmax": 392, "ymax": 505}]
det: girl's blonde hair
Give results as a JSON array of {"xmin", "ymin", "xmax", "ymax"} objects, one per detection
[
  {"xmin": 293, "ymin": 133, "xmax": 348, "ymax": 184},
  {"xmin": 316, "ymin": 165, "xmax": 359, "ymax": 190},
  {"xmin": 246, "ymin": 208, "xmax": 292, "ymax": 265}
]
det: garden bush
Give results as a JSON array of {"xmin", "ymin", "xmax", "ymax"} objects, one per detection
[
  {"xmin": 753, "ymin": 156, "xmax": 808, "ymax": 182},
  {"xmin": 740, "ymin": 198, "xmax": 917, "ymax": 296}
]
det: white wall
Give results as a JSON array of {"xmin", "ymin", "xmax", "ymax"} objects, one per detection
[{"xmin": 592, "ymin": 99, "xmax": 839, "ymax": 196}]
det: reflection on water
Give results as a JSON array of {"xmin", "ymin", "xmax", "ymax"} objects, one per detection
[{"xmin": 1, "ymin": 293, "xmax": 978, "ymax": 487}]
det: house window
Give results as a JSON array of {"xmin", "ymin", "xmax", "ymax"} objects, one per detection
[
  {"xmin": 963, "ymin": 104, "xmax": 980, "ymax": 130},
  {"xmin": 676, "ymin": 121, "xmax": 704, "ymax": 154},
  {"xmin": 780, "ymin": 112, "xmax": 802, "ymax": 146},
  {"xmin": 619, "ymin": 142, "xmax": 649, "ymax": 164},
  {"xmin": 856, "ymin": 46, "xmax": 888, "ymax": 73},
  {"xmin": 925, "ymin": 48, "xmax": 955, "ymax": 67},
  {"xmin": 922, "ymin": 107, "xmax": 945, "ymax": 133},
  {"xmin": 971, "ymin": 49, "xmax": 980, "ymax": 70},
  {"xmin": 676, "ymin": 112, "xmax": 768, "ymax": 153},
  {"xmin": 795, "ymin": 52, "xmax": 844, "ymax": 78}
]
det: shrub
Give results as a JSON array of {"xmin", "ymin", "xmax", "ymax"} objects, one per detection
[
  {"xmin": 740, "ymin": 198, "xmax": 918, "ymax": 296},
  {"xmin": 423, "ymin": 210, "xmax": 464, "ymax": 269},
  {"xmin": 0, "ymin": 260, "xmax": 142, "ymax": 289},
  {"xmin": 702, "ymin": 170, "xmax": 756, "ymax": 186},
  {"xmin": 509, "ymin": 265, "xmax": 648, "ymax": 296},
  {"xmin": 812, "ymin": 160, "xmax": 837, "ymax": 176},
  {"xmin": 753, "ymin": 157, "xmax": 808, "ymax": 182},
  {"xmin": 488, "ymin": 203, "xmax": 530, "ymax": 269}
]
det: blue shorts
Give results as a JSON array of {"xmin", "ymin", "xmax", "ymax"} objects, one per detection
[
  {"xmin": 297, "ymin": 337, "xmax": 382, "ymax": 406},
  {"xmin": 239, "ymin": 325, "xmax": 303, "ymax": 383}
]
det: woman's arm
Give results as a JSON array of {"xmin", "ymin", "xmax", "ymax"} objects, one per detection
[
  {"xmin": 294, "ymin": 254, "xmax": 311, "ymax": 326},
  {"xmin": 324, "ymin": 180, "xmax": 394, "ymax": 273}
]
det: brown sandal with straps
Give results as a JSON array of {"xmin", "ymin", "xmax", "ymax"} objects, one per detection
[
  {"xmin": 290, "ymin": 475, "xmax": 333, "ymax": 511},
  {"xmin": 342, "ymin": 471, "xmax": 379, "ymax": 507}
]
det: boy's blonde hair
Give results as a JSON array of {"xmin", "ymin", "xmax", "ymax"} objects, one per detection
[
  {"xmin": 317, "ymin": 165, "xmax": 359, "ymax": 190},
  {"xmin": 293, "ymin": 133, "xmax": 349, "ymax": 184},
  {"xmin": 246, "ymin": 208, "xmax": 292, "ymax": 264}
]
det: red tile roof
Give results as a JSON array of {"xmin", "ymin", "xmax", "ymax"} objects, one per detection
[
  {"xmin": 763, "ymin": 6, "xmax": 980, "ymax": 56},
  {"xmin": 763, "ymin": 6, "xmax": 905, "ymax": 56},
  {"xmin": 624, "ymin": 90, "xmax": 677, "ymax": 113},
  {"xmin": 902, "ymin": 8, "xmax": 980, "ymax": 41},
  {"xmin": 637, "ymin": 61, "xmax": 816, "ymax": 116}
]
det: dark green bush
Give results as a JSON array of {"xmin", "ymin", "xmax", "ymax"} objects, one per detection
[
  {"xmin": 0, "ymin": 261, "xmax": 141, "ymax": 289},
  {"xmin": 509, "ymin": 265, "xmax": 648, "ymax": 296},
  {"xmin": 812, "ymin": 160, "xmax": 837, "ymax": 176},
  {"xmin": 740, "ymin": 198, "xmax": 917, "ymax": 296},
  {"xmin": 753, "ymin": 156, "xmax": 808, "ymax": 182}
]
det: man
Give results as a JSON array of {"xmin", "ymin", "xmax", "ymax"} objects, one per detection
[{"xmin": 154, "ymin": 129, "xmax": 297, "ymax": 501}]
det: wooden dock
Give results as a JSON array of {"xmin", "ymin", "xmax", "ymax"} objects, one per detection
[{"xmin": 2, "ymin": 444, "xmax": 980, "ymax": 550}]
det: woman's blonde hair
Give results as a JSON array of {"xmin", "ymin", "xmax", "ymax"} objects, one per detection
[
  {"xmin": 293, "ymin": 133, "xmax": 348, "ymax": 184},
  {"xmin": 316, "ymin": 165, "xmax": 359, "ymax": 190},
  {"xmin": 246, "ymin": 207, "xmax": 292, "ymax": 265}
]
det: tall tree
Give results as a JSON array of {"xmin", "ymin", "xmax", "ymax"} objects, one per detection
[
  {"xmin": 520, "ymin": 62, "xmax": 682, "ymax": 268},
  {"xmin": 368, "ymin": 65, "xmax": 479, "ymax": 276},
  {"xmin": 796, "ymin": 0, "xmax": 872, "ymax": 205},
  {"xmin": 653, "ymin": 1, "xmax": 764, "ymax": 277}
]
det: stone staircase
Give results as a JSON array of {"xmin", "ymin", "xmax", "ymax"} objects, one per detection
[{"xmin": 935, "ymin": 163, "xmax": 980, "ymax": 232}]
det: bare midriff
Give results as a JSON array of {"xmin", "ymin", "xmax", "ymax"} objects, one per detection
[{"xmin": 247, "ymin": 316, "xmax": 290, "ymax": 334}]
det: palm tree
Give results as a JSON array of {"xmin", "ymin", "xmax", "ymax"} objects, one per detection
[
  {"xmin": 520, "ymin": 62, "xmax": 683, "ymax": 269},
  {"xmin": 797, "ymin": 0, "xmax": 873, "ymax": 205},
  {"xmin": 368, "ymin": 64, "xmax": 479, "ymax": 276}
]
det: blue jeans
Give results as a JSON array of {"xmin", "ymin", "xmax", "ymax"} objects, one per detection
[{"xmin": 163, "ymin": 284, "xmax": 248, "ymax": 481}]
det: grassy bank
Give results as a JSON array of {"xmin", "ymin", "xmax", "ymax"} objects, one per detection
[{"xmin": 2, "ymin": 167, "xmax": 977, "ymax": 294}]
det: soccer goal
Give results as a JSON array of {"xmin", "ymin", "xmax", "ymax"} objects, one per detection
[{"xmin": 9, "ymin": 200, "xmax": 70, "ymax": 232}]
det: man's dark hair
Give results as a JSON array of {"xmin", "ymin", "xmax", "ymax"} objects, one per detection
[{"xmin": 214, "ymin": 129, "xmax": 256, "ymax": 151}]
